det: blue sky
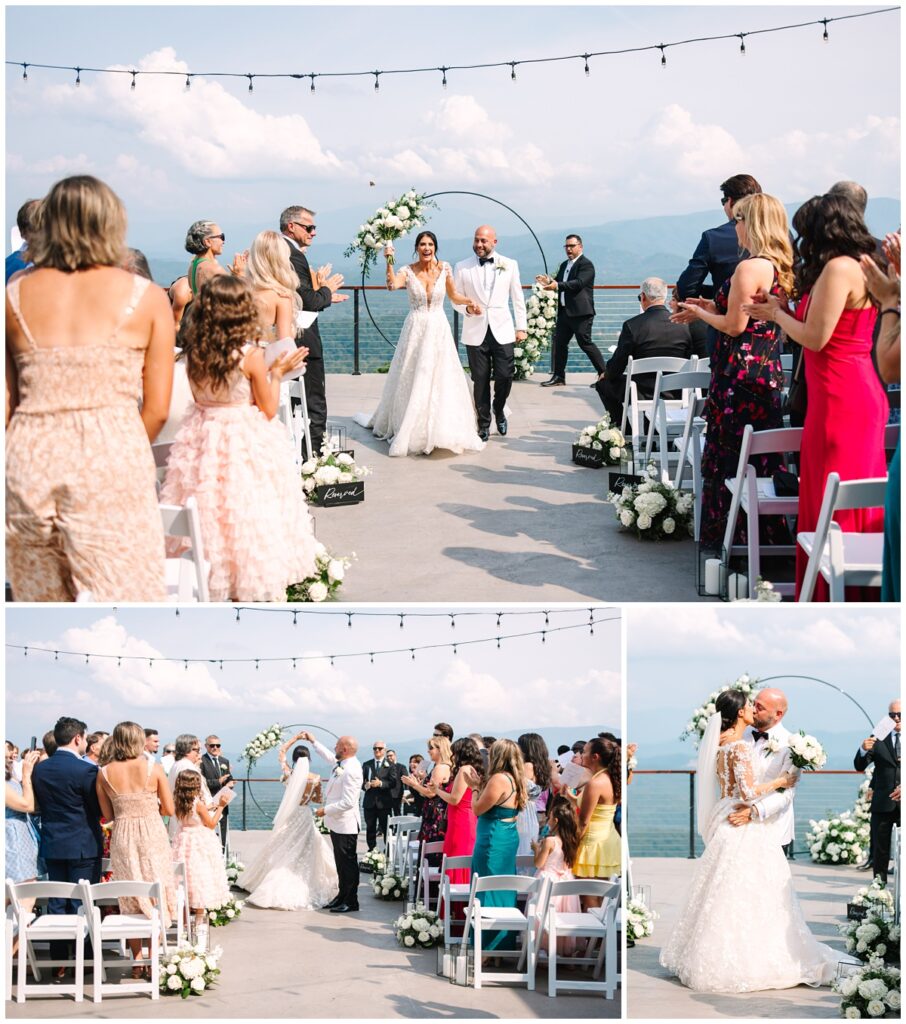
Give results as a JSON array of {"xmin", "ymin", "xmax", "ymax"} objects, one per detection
[
  {"xmin": 4, "ymin": 604, "xmax": 621, "ymax": 751},
  {"xmin": 6, "ymin": 4, "xmax": 900, "ymax": 255}
]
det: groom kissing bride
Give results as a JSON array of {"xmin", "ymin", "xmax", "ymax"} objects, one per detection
[{"xmin": 660, "ymin": 688, "xmax": 851, "ymax": 993}]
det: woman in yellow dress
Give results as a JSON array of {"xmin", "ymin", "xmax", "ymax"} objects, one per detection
[{"xmin": 573, "ymin": 736, "xmax": 621, "ymax": 906}]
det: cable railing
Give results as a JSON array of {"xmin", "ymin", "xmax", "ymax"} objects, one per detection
[{"xmin": 628, "ymin": 769, "xmax": 866, "ymax": 859}]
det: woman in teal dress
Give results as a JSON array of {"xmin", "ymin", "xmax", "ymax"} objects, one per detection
[{"xmin": 461, "ymin": 738, "xmax": 526, "ymax": 952}]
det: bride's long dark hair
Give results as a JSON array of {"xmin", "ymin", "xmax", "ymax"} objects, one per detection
[{"xmin": 716, "ymin": 690, "xmax": 748, "ymax": 731}]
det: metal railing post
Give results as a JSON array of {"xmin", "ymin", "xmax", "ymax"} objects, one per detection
[
  {"xmin": 352, "ymin": 288, "xmax": 361, "ymax": 375},
  {"xmin": 241, "ymin": 779, "xmax": 247, "ymax": 831},
  {"xmin": 688, "ymin": 772, "xmax": 696, "ymax": 859}
]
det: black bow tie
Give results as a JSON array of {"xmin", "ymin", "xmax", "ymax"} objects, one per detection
[
  {"xmin": 479, "ymin": 257, "xmax": 494, "ymax": 266},
  {"xmin": 752, "ymin": 730, "xmax": 770, "ymax": 743}
]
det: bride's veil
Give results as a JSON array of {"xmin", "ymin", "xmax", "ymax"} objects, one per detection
[
  {"xmin": 273, "ymin": 756, "xmax": 310, "ymax": 832},
  {"xmin": 696, "ymin": 712, "xmax": 722, "ymax": 841}
]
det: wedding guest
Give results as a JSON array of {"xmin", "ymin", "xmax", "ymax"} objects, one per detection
[
  {"xmin": 385, "ymin": 749, "xmax": 405, "ymax": 817},
  {"xmin": 6, "ymin": 175, "xmax": 174, "ymax": 601},
  {"xmin": 7, "ymin": 742, "xmax": 22, "ymax": 783},
  {"xmin": 428, "ymin": 737, "xmax": 481, "ymax": 911},
  {"xmin": 433, "ymin": 722, "xmax": 454, "ymax": 741},
  {"xmin": 742, "ymin": 194, "xmax": 887, "ymax": 600},
  {"xmin": 160, "ymin": 743, "xmax": 176, "ymax": 775},
  {"xmin": 171, "ymin": 770, "xmax": 231, "ymax": 931},
  {"xmin": 246, "ymin": 229, "xmax": 307, "ymax": 342},
  {"xmin": 405, "ymin": 737, "xmax": 452, "ymax": 855},
  {"xmin": 96, "ymin": 721, "xmax": 176, "ymax": 976},
  {"xmin": 160, "ymin": 275, "xmax": 316, "ymax": 600},
  {"xmin": 461, "ymin": 738, "xmax": 525, "ymax": 951},
  {"xmin": 482, "ymin": 736, "xmax": 497, "ymax": 750},
  {"xmin": 168, "ymin": 734, "xmax": 208, "ymax": 839},
  {"xmin": 533, "ymin": 794, "xmax": 582, "ymax": 955},
  {"xmin": 516, "ymin": 733, "xmax": 551, "ymax": 868},
  {"xmin": 125, "ymin": 248, "xmax": 153, "ymax": 281},
  {"xmin": 469, "ymin": 733, "xmax": 490, "ymax": 772},
  {"xmin": 361, "ymin": 740, "xmax": 394, "ymax": 852},
  {"xmin": 572, "ymin": 737, "xmax": 621, "ymax": 906},
  {"xmin": 675, "ymin": 193, "xmax": 794, "ymax": 554},
  {"xmin": 6, "ymin": 748, "xmax": 41, "ymax": 884},
  {"xmin": 143, "ymin": 728, "xmax": 159, "ymax": 762},
  {"xmin": 42, "ymin": 730, "xmax": 57, "ymax": 757},
  {"xmin": 403, "ymin": 754, "xmax": 426, "ymax": 816},
  {"xmin": 828, "ymin": 180, "xmax": 869, "ymax": 216},
  {"xmin": 184, "ymin": 220, "xmax": 245, "ymax": 299},
  {"xmin": 854, "ymin": 700, "xmax": 901, "ymax": 882},
  {"xmin": 85, "ymin": 731, "xmax": 108, "ymax": 764},
  {"xmin": 6, "ymin": 199, "xmax": 40, "ymax": 281},
  {"xmin": 169, "ymin": 276, "xmax": 192, "ymax": 327},
  {"xmin": 199, "ymin": 735, "xmax": 233, "ymax": 849}
]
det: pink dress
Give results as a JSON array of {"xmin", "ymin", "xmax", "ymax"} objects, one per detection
[
  {"xmin": 159, "ymin": 345, "xmax": 317, "ymax": 601},
  {"xmin": 171, "ymin": 798, "xmax": 230, "ymax": 910},
  {"xmin": 536, "ymin": 835, "xmax": 582, "ymax": 956},
  {"xmin": 440, "ymin": 783, "xmax": 476, "ymax": 921},
  {"xmin": 794, "ymin": 298, "xmax": 887, "ymax": 600}
]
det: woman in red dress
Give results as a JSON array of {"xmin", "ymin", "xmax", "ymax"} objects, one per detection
[{"xmin": 743, "ymin": 193, "xmax": 887, "ymax": 601}]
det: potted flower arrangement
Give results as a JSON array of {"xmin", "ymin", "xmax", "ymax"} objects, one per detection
[
  {"xmin": 207, "ymin": 896, "xmax": 243, "ymax": 927},
  {"xmin": 608, "ymin": 463, "xmax": 693, "ymax": 541},
  {"xmin": 806, "ymin": 810, "xmax": 869, "ymax": 865},
  {"xmin": 839, "ymin": 914, "xmax": 901, "ymax": 965},
  {"xmin": 372, "ymin": 870, "xmax": 407, "ymax": 900},
  {"xmin": 848, "ymin": 878, "xmax": 895, "ymax": 922},
  {"xmin": 515, "ymin": 281, "xmax": 558, "ymax": 379},
  {"xmin": 301, "ymin": 444, "xmax": 370, "ymax": 507},
  {"xmin": 833, "ymin": 955, "xmax": 901, "ymax": 1018},
  {"xmin": 287, "ymin": 542, "xmax": 353, "ymax": 603},
  {"xmin": 393, "ymin": 904, "xmax": 443, "ymax": 949},
  {"xmin": 626, "ymin": 897, "xmax": 657, "ymax": 943},
  {"xmin": 160, "ymin": 943, "xmax": 222, "ymax": 998},
  {"xmin": 680, "ymin": 675, "xmax": 759, "ymax": 747},
  {"xmin": 361, "ymin": 850, "xmax": 387, "ymax": 875},
  {"xmin": 225, "ymin": 855, "xmax": 244, "ymax": 888},
  {"xmin": 572, "ymin": 414, "xmax": 627, "ymax": 469}
]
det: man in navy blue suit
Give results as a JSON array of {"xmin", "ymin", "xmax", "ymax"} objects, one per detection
[
  {"xmin": 676, "ymin": 174, "xmax": 762, "ymax": 356},
  {"xmin": 31, "ymin": 717, "xmax": 103, "ymax": 959}
]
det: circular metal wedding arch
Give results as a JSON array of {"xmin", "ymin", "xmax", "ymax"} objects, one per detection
[
  {"xmin": 758, "ymin": 674, "xmax": 874, "ymax": 729},
  {"xmin": 358, "ymin": 190, "xmax": 549, "ymax": 348}
]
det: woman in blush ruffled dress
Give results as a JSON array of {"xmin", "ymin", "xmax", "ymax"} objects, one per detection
[
  {"xmin": 159, "ymin": 275, "xmax": 316, "ymax": 601},
  {"xmin": 743, "ymin": 194, "xmax": 888, "ymax": 601}
]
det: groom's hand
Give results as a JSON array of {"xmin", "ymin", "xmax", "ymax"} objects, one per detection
[
  {"xmin": 515, "ymin": 331, "xmax": 527, "ymax": 342},
  {"xmin": 315, "ymin": 807, "xmax": 326, "ymax": 818},
  {"xmin": 728, "ymin": 804, "xmax": 753, "ymax": 827}
]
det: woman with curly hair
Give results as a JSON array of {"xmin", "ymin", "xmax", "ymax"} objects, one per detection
[
  {"xmin": 428, "ymin": 736, "xmax": 482, "ymax": 909},
  {"xmin": 743, "ymin": 194, "xmax": 887, "ymax": 600},
  {"xmin": 160, "ymin": 275, "xmax": 316, "ymax": 600},
  {"xmin": 170, "ymin": 770, "xmax": 230, "ymax": 929},
  {"xmin": 673, "ymin": 192, "xmax": 795, "ymax": 553},
  {"xmin": 571, "ymin": 737, "xmax": 621, "ymax": 904}
]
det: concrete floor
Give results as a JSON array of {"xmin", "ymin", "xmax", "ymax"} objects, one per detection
[
  {"xmin": 309, "ymin": 372, "xmax": 707, "ymax": 603},
  {"xmin": 8, "ymin": 831, "xmax": 619, "ymax": 1019},
  {"xmin": 627, "ymin": 857, "xmax": 860, "ymax": 1019}
]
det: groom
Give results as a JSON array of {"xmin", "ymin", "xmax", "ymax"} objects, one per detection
[
  {"xmin": 728, "ymin": 687, "xmax": 797, "ymax": 856},
  {"xmin": 454, "ymin": 225, "xmax": 528, "ymax": 442},
  {"xmin": 304, "ymin": 732, "xmax": 364, "ymax": 913}
]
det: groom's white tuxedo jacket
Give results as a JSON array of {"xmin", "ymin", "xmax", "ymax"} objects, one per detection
[
  {"xmin": 745, "ymin": 722, "xmax": 796, "ymax": 846},
  {"xmin": 312, "ymin": 739, "xmax": 363, "ymax": 835},
  {"xmin": 453, "ymin": 252, "xmax": 528, "ymax": 347}
]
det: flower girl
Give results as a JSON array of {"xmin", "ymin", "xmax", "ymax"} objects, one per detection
[
  {"xmin": 532, "ymin": 795, "xmax": 583, "ymax": 955},
  {"xmin": 171, "ymin": 771, "xmax": 231, "ymax": 928},
  {"xmin": 160, "ymin": 275, "xmax": 317, "ymax": 600}
]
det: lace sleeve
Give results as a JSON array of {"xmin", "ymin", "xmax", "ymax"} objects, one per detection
[{"xmin": 728, "ymin": 743, "xmax": 759, "ymax": 801}]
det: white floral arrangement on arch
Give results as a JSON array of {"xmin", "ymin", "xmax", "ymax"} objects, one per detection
[
  {"xmin": 834, "ymin": 955, "xmax": 901, "ymax": 1018},
  {"xmin": 287, "ymin": 542, "xmax": 354, "ymax": 603},
  {"xmin": 344, "ymin": 189, "xmax": 437, "ymax": 275},
  {"xmin": 372, "ymin": 870, "xmax": 407, "ymax": 900},
  {"xmin": 576, "ymin": 414, "xmax": 627, "ymax": 465},
  {"xmin": 240, "ymin": 724, "xmax": 284, "ymax": 766},
  {"xmin": 608, "ymin": 462, "xmax": 693, "ymax": 540},
  {"xmin": 680, "ymin": 674, "xmax": 759, "ymax": 747},
  {"xmin": 160, "ymin": 943, "xmax": 222, "ymax": 998},
  {"xmin": 626, "ymin": 898, "xmax": 658, "ymax": 942},
  {"xmin": 787, "ymin": 731, "xmax": 828, "ymax": 772},
  {"xmin": 515, "ymin": 281, "xmax": 558, "ymax": 380},
  {"xmin": 393, "ymin": 904, "xmax": 443, "ymax": 948},
  {"xmin": 806, "ymin": 810, "xmax": 868, "ymax": 865}
]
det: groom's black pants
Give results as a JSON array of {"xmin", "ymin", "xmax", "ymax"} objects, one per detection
[
  {"xmin": 330, "ymin": 831, "xmax": 360, "ymax": 907},
  {"xmin": 467, "ymin": 327, "xmax": 514, "ymax": 433}
]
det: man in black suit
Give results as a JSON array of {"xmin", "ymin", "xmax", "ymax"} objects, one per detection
[
  {"xmin": 361, "ymin": 740, "xmax": 395, "ymax": 851},
  {"xmin": 540, "ymin": 234, "xmax": 606, "ymax": 387},
  {"xmin": 854, "ymin": 699, "xmax": 901, "ymax": 882},
  {"xmin": 385, "ymin": 748, "xmax": 405, "ymax": 817},
  {"xmin": 676, "ymin": 173, "xmax": 762, "ymax": 356},
  {"xmin": 199, "ymin": 735, "xmax": 233, "ymax": 849},
  {"xmin": 596, "ymin": 277, "xmax": 700, "ymax": 428},
  {"xmin": 280, "ymin": 205, "xmax": 348, "ymax": 458},
  {"xmin": 31, "ymin": 717, "xmax": 103, "ymax": 960}
]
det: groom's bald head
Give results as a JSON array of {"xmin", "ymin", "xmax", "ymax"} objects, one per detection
[
  {"xmin": 336, "ymin": 735, "xmax": 358, "ymax": 759},
  {"xmin": 473, "ymin": 225, "xmax": 497, "ymax": 258},
  {"xmin": 753, "ymin": 688, "xmax": 788, "ymax": 730}
]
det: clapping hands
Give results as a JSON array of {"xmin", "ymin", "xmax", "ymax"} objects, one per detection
[
  {"xmin": 740, "ymin": 289, "xmax": 786, "ymax": 323},
  {"xmin": 268, "ymin": 348, "xmax": 308, "ymax": 381}
]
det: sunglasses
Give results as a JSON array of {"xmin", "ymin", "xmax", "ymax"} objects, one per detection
[
  {"xmin": 721, "ymin": 195, "xmax": 731, "ymax": 205},
  {"xmin": 891, "ymin": 712, "xmax": 902, "ymax": 720},
  {"xmin": 291, "ymin": 222, "xmax": 316, "ymax": 232},
  {"xmin": 163, "ymin": 748, "xmax": 175, "ymax": 754},
  {"xmin": 206, "ymin": 233, "xmax": 225, "ymax": 242},
  {"xmin": 207, "ymin": 743, "xmax": 221, "ymax": 749},
  {"xmin": 373, "ymin": 746, "xmax": 385, "ymax": 751}
]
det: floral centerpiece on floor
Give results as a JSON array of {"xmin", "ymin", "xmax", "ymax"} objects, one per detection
[
  {"xmin": 680, "ymin": 674, "xmax": 759, "ymax": 746},
  {"xmin": 515, "ymin": 281, "xmax": 558, "ymax": 380},
  {"xmin": 806, "ymin": 810, "xmax": 868, "ymax": 865},
  {"xmin": 393, "ymin": 904, "xmax": 443, "ymax": 948},
  {"xmin": 574, "ymin": 413, "xmax": 627, "ymax": 466},
  {"xmin": 361, "ymin": 850, "xmax": 387, "ymax": 875},
  {"xmin": 225, "ymin": 855, "xmax": 244, "ymax": 887},
  {"xmin": 608, "ymin": 462, "xmax": 693, "ymax": 540},
  {"xmin": 840, "ymin": 914, "xmax": 901, "ymax": 965},
  {"xmin": 287, "ymin": 543, "xmax": 354, "ymax": 603},
  {"xmin": 372, "ymin": 870, "xmax": 407, "ymax": 900},
  {"xmin": 160, "ymin": 943, "xmax": 222, "ymax": 998},
  {"xmin": 834, "ymin": 955, "xmax": 901, "ymax": 1018},
  {"xmin": 852, "ymin": 878, "xmax": 896, "ymax": 915},
  {"xmin": 207, "ymin": 896, "xmax": 243, "ymax": 927},
  {"xmin": 344, "ymin": 189, "xmax": 437, "ymax": 275},
  {"xmin": 754, "ymin": 577, "xmax": 783, "ymax": 602},
  {"xmin": 626, "ymin": 897, "xmax": 657, "ymax": 942},
  {"xmin": 300, "ymin": 445, "xmax": 370, "ymax": 505},
  {"xmin": 240, "ymin": 725, "xmax": 284, "ymax": 767}
]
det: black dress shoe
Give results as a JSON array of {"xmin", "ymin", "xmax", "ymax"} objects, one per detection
[
  {"xmin": 324, "ymin": 895, "xmax": 343, "ymax": 909},
  {"xmin": 540, "ymin": 375, "xmax": 566, "ymax": 387},
  {"xmin": 496, "ymin": 417, "xmax": 507, "ymax": 436},
  {"xmin": 478, "ymin": 429, "xmax": 490, "ymax": 442},
  {"xmin": 329, "ymin": 903, "xmax": 360, "ymax": 913}
]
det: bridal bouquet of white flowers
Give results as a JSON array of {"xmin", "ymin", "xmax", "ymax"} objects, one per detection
[
  {"xmin": 312, "ymin": 808, "xmax": 329, "ymax": 834},
  {"xmin": 840, "ymin": 913, "xmax": 901, "ymax": 965},
  {"xmin": 834, "ymin": 955, "xmax": 901, "ymax": 1018},
  {"xmin": 515, "ymin": 282, "xmax": 558, "ymax": 380},
  {"xmin": 160, "ymin": 943, "xmax": 222, "ymax": 998},
  {"xmin": 300, "ymin": 445, "xmax": 370, "ymax": 505},
  {"xmin": 287, "ymin": 542, "xmax": 355, "ymax": 603},
  {"xmin": 680, "ymin": 675, "xmax": 759, "ymax": 746},
  {"xmin": 372, "ymin": 870, "xmax": 407, "ymax": 900},
  {"xmin": 806, "ymin": 810, "xmax": 868, "ymax": 865},
  {"xmin": 575, "ymin": 414, "xmax": 627, "ymax": 466},
  {"xmin": 787, "ymin": 731, "xmax": 828, "ymax": 771},
  {"xmin": 393, "ymin": 904, "xmax": 443, "ymax": 948},
  {"xmin": 626, "ymin": 897, "xmax": 658, "ymax": 942},
  {"xmin": 608, "ymin": 463, "xmax": 693, "ymax": 540},
  {"xmin": 207, "ymin": 896, "xmax": 244, "ymax": 927},
  {"xmin": 240, "ymin": 725, "xmax": 284, "ymax": 766},
  {"xmin": 225, "ymin": 855, "xmax": 244, "ymax": 887},
  {"xmin": 345, "ymin": 189, "xmax": 437, "ymax": 275}
]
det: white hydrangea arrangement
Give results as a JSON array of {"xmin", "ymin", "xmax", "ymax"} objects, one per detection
[
  {"xmin": 626, "ymin": 898, "xmax": 657, "ymax": 942},
  {"xmin": 344, "ymin": 189, "xmax": 437, "ymax": 275},
  {"xmin": 515, "ymin": 281, "xmax": 558, "ymax": 380},
  {"xmin": 393, "ymin": 904, "xmax": 443, "ymax": 948},
  {"xmin": 852, "ymin": 878, "xmax": 896, "ymax": 913},
  {"xmin": 207, "ymin": 896, "xmax": 244, "ymax": 927},
  {"xmin": 372, "ymin": 870, "xmax": 407, "ymax": 900},
  {"xmin": 301, "ymin": 443, "xmax": 370, "ymax": 505},
  {"xmin": 575, "ymin": 413, "xmax": 627, "ymax": 465},
  {"xmin": 840, "ymin": 914, "xmax": 901, "ymax": 965},
  {"xmin": 854, "ymin": 766, "xmax": 875, "ymax": 830},
  {"xmin": 225, "ymin": 855, "xmax": 244, "ymax": 887},
  {"xmin": 787, "ymin": 731, "xmax": 828, "ymax": 772},
  {"xmin": 240, "ymin": 725, "xmax": 284, "ymax": 766},
  {"xmin": 361, "ymin": 850, "xmax": 387, "ymax": 875},
  {"xmin": 806, "ymin": 810, "xmax": 868, "ymax": 865},
  {"xmin": 287, "ymin": 542, "xmax": 354, "ymax": 603},
  {"xmin": 608, "ymin": 462, "xmax": 693, "ymax": 540},
  {"xmin": 680, "ymin": 675, "xmax": 759, "ymax": 747},
  {"xmin": 160, "ymin": 943, "xmax": 222, "ymax": 998},
  {"xmin": 834, "ymin": 955, "xmax": 901, "ymax": 1018},
  {"xmin": 754, "ymin": 577, "xmax": 783, "ymax": 602}
]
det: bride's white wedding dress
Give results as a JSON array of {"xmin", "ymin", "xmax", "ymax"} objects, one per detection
[
  {"xmin": 354, "ymin": 262, "xmax": 485, "ymax": 456},
  {"xmin": 241, "ymin": 758, "xmax": 338, "ymax": 910},
  {"xmin": 659, "ymin": 733, "xmax": 842, "ymax": 993}
]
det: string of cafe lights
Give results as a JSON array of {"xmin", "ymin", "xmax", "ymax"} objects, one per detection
[
  {"xmin": 5, "ymin": 610, "xmax": 619, "ymax": 671},
  {"xmin": 7, "ymin": 8, "xmax": 896, "ymax": 93},
  {"xmin": 226, "ymin": 606, "xmax": 614, "ymax": 628}
]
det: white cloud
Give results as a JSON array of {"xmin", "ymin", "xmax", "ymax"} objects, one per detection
[{"xmin": 6, "ymin": 152, "xmax": 94, "ymax": 175}]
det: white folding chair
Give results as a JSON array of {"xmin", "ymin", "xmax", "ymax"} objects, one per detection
[
  {"xmin": 603, "ymin": 884, "xmax": 623, "ymax": 999},
  {"xmin": 459, "ymin": 874, "xmax": 546, "ymax": 990},
  {"xmin": 385, "ymin": 815, "xmax": 421, "ymax": 877},
  {"xmin": 415, "ymin": 841, "xmax": 445, "ymax": 910},
  {"xmin": 546, "ymin": 879, "xmax": 619, "ymax": 998},
  {"xmin": 150, "ymin": 442, "xmax": 172, "ymax": 494},
  {"xmin": 170, "ymin": 862, "xmax": 192, "ymax": 946},
  {"xmin": 160, "ymin": 497, "xmax": 210, "ymax": 602},
  {"xmin": 647, "ymin": 369, "xmax": 710, "ymax": 482},
  {"xmin": 437, "ymin": 855, "xmax": 473, "ymax": 947},
  {"xmin": 671, "ymin": 392, "xmax": 709, "ymax": 541},
  {"xmin": 620, "ymin": 356, "xmax": 697, "ymax": 456},
  {"xmin": 80, "ymin": 879, "xmax": 164, "ymax": 1002},
  {"xmin": 797, "ymin": 473, "xmax": 887, "ymax": 602},
  {"xmin": 721, "ymin": 424, "xmax": 804, "ymax": 598},
  {"xmin": 8, "ymin": 879, "xmax": 87, "ymax": 1003},
  {"xmin": 286, "ymin": 379, "xmax": 313, "ymax": 462}
]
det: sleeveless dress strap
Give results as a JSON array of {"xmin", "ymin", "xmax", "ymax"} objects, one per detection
[
  {"xmin": 100, "ymin": 764, "xmax": 117, "ymax": 794},
  {"xmin": 107, "ymin": 274, "xmax": 150, "ymax": 345},
  {"xmin": 6, "ymin": 278, "xmax": 39, "ymax": 350},
  {"xmin": 189, "ymin": 256, "xmax": 205, "ymax": 296}
]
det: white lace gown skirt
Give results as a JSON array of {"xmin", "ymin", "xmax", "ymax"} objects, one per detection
[
  {"xmin": 355, "ymin": 309, "xmax": 485, "ymax": 457},
  {"xmin": 241, "ymin": 807, "xmax": 339, "ymax": 910},
  {"xmin": 659, "ymin": 800, "xmax": 842, "ymax": 993}
]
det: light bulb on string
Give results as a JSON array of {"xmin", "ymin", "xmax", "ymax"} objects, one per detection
[
  {"xmin": 822, "ymin": 19, "xmax": 829, "ymax": 42},
  {"xmin": 75, "ymin": 67, "xmax": 81, "ymax": 87},
  {"xmin": 738, "ymin": 34, "xmax": 746, "ymax": 56},
  {"xmin": 292, "ymin": 610, "xmax": 298, "ymax": 626},
  {"xmin": 544, "ymin": 610, "xmax": 550, "ymax": 625},
  {"xmin": 399, "ymin": 614, "xmax": 405, "ymax": 629},
  {"xmin": 541, "ymin": 631, "xmax": 547, "ymax": 644},
  {"xmin": 185, "ymin": 75, "xmax": 191, "ymax": 91},
  {"xmin": 117, "ymin": 657, "xmax": 122, "ymax": 668},
  {"xmin": 291, "ymin": 658, "xmax": 296, "ymax": 671},
  {"xmin": 130, "ymin": 70, "xmax": 137, "ymax": 90},
  {"xmin": 497, "ymin": 612, "xmax": 503, "ymax": 629},
  {"xmin": 370, "ymin": 653, "xmax": 374, "ymax": 664},
  {"xmin": 247, "ymin": 74, "xmax": 254, "ymax": 92},
  {"xmin": 440, "ymin": 66, "xmax": 448, "ymax": 89},
  {"xmin": 23, "ymin": 647, "xmax": 27, "ymax": 657},
  {"xmin": 453, "ymin": 644, "xmax": 458, "ymax": 655},
  {"xmin": 330, "ymin": 656, "xmax": 335, "ymax": 667},
  {"xmin": 450, "ymin": 614, "xmax": 456, "ymax": 629},
  {"xmin": 583, "ymin": 54, "xmax": 590, "ymax": 77},
  {"xmin": 658, "ymin": 46, "xmax": 667, "ymax": 68},
  {"xmin": 54, "ymin": 651, "xmax": 59, "ymax": 661},
  {"xmin": 347, "ymin": 613, "xmax": 353, "ymax": 628},
  {"xmin": 410, "ymin": 649, "xmax": 415, "ymax": 661},
  {"xmin": 235, "ymin": 608, "xmax": 241, "ymax": 622},
  {"xmin": 255, "ymin": 659, "xmax": 259, "ymax": 671},
  {"xmin": 85, "ymin": 654, "xmax": 90, "ymax": 664},
  {"xmin": 373, "ymin": 72, "xmax": 380, "ymax": 92},
  {"xmin": 21, "ymin": 64, "xmax": 28, "ymax": 82},
  {"xmin": 310, "ymin": 74, "xmax": 316, "ymax": 93},
  {"xmin": 510, "ymin": 62, "xmax": 517, "ymax": 82},
  {"xmin": 184, "ymin": 660, "xmax": 188, "ymax": 671}
]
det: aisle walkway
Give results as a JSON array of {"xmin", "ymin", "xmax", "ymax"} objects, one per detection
[
  {"xmin": 628, "ymin": 857, "xmax": 858, "ymax": 1019},
  {"xmin": 311, "ymin": 372, "xmax": 705, "ymax": 602}
]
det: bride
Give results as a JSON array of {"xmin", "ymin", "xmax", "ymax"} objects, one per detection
[
  {"xmin": 241, "ymin": 732, "xmax": 338, "ymax": 910},
  {"xmin": 659, "ymin": 690, "xmax": 843, "ymax": 992},
  {"xmin": 354, "ymin": 233, "xmax": 486, "ymax": 456}
]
